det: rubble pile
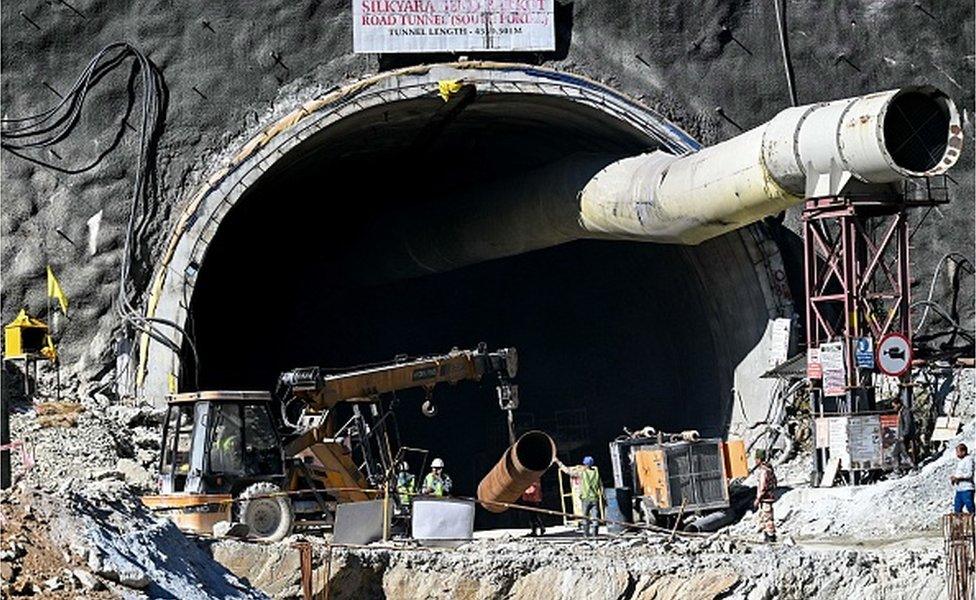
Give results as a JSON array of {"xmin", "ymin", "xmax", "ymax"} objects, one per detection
[
  {"xmin": 6, "ymin": 386, "xmax": 163, "ymax": 494},
  {"xmin": 765, "ymin": 424, "xmax": 975, "ymax": 540},
  {"xmin": 0, "ymin": 490, "xmax": 114, "ymax": 598},
  {"xmin": 1, "ymin": 484, "xmax": 267, "ymax": 599},
  {"xmin": 1, "ymin": 383, "xmax": 267, "ymax": 598}
]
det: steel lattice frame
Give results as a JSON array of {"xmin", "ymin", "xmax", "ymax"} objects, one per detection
[{"xmin": 803, "ymin": 196, "xmax": 913, "ymax": 389}]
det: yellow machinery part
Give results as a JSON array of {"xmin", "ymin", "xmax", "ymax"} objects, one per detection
[
  {"xmin": 285, "ymin": 424, "xmax": 372, "ymax": 503},
  {"xmin": 141, "ymin": 494, "xmax": 232, "ymax": 535},
  {"xmin": 634, "ymin": 448, "xmax": 669, "ymax": 510},
  {"xmin": 721, "ymin": 439, "xmax": 750, "ymax": 479},
  {"xmin": 3, "ymin": 309, "xmax": 50, "ymax": 359}
]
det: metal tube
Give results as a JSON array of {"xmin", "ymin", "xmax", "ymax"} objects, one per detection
[
  {"xmin": 332, "ymin": 86, "xmax": 962, "ymax": 284},
  {"xmin": 476, "ymin": 430, "xmax": 555, "ymax": 514},
  {"xmin": 580, "ymin": 86, "xmax": 962, "ymax": 244}
]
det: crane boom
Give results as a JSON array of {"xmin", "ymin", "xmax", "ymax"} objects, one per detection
[
  {"xmin": 276, "ymin": 345, "xmax": 519, "ymax": 503},
  {"xmin": 278, "ymin": 346, "xmax": 518, "ymax": 410}
]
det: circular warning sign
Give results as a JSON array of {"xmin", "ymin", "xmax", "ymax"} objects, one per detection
[{"xmin": 876, "ymin": 333, "xmax": 912, "ymax": 376}]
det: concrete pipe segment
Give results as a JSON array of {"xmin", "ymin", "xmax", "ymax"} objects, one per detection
[{"xmin": 477, "ymin": 431, "xmax": 556, "ymax": 514}]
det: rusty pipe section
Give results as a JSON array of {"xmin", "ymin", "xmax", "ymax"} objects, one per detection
[
  {"xmin": 477, "ymin": 430, "xmax": 556, "ymax": 513},
  {"xmin": 581, "ymin": 86, "xmax": 962, "ymax": 244}
]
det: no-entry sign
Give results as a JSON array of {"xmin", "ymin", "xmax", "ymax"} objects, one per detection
[
  {"xmin": 876, "ymin": 333, "xmax": 912, "ymax": 377},
  {"xmin": 353, "ymin": 0, "xmax": 556, "ymax": 53}
]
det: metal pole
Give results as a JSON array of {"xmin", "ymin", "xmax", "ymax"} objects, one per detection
[
  {"xmin": 323, "ymin": 544, "xmax": 333, "ymax": 600},
  {"xmin": 1, "ymin": 381, "xmax": 10, "ymax": 489}
]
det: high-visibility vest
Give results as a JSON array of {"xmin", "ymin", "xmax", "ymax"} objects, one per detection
[
  {"xmin": 579, "ymin": 467, "xmax": 602, "ymax": 501},
  {"xmin": 396, "ymin": 473, "xmax": 416, "ymax": 503},
  {"xmin": 423, "ymin": 472, "xmax": 451, "ymax": 496}
]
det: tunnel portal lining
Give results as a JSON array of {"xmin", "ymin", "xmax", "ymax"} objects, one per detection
[{"xmin": 138, "ymin": 62, "xmax": 704, "ymax": 399}]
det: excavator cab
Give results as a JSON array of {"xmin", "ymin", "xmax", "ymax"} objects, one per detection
[
  {"xmin": 145, "ymin": 391, "xmax": 297, "ymax": 541},
  {"xmin": 158, "ymin": 391, "xmax": 287, "ymax": 495}
]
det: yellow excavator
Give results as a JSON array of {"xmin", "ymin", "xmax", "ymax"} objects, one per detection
[{"xmin": 142, "ymin": 344, "xmax": 518, "ymax": 541}]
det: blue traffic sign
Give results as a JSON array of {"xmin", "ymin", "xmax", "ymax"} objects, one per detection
[{"xmin": 855, "ymin": 337, "xmax": 874, "ymax": 369}]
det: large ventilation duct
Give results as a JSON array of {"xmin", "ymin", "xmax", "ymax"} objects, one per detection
[
  {"xmin": 581, "ymin": 85, "xmax": 962, "ymax": 244},
  {"xmin": 349, "ymin": 86, "xmax": 961, "ymax": 282}
]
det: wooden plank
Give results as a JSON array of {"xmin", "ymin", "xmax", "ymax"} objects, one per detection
[{"xmin": 820, "ymin": 457, "xmax": 841, "ymax": 488}]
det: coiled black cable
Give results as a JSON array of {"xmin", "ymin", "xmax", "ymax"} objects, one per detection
[{"xmin": 1, "ymin": 43, "xmax": 199, "ymax": 387}]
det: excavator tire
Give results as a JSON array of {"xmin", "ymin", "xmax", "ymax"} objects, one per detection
[{"xmin": 239, "ymin": 482, "xmax": 294, "ymax": 542}]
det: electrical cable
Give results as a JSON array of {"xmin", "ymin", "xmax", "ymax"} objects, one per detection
[
  {"xmin": 773, "ymin": 0, "xmax": 799, "ymax": 107},
  {"xmin": 1, "ymin": 43, "xmax": 200, "ymax": 389},
  {"xmin": 911, "ymin": 300, "xmax": 975, "ymax": 336},
  {"xmin": 914, "ymin": 253, "xmax": 974, "ymax": 334}
]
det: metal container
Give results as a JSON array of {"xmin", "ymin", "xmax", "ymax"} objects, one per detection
[
  {"xmin": 604, "ymin": 487, "xmax": 634, "ymax": 533},
  {"xmin": 629, "ymin": 438, "xmax": 730, "ymax": 515}
]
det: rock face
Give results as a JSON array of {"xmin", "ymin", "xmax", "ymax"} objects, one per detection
[
  {"xmin": 210, "ymin": 532, "xmax": 949, "ymax": 600},
  {"xmin": 507, "ymin": 567, "xmax": 633, "ymax": 600},
  {"xmin": 1, "ymin": 1, "xmax": 972, "ymax": 380}
]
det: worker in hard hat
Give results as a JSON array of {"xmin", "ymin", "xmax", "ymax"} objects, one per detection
[
  {"xmin": 395, "ymin": 461, "xmax": 416, "ymax": 506},
  {"xmin": 556, "ymin": 456, "xmax": 604, "ymax": 537},
  {"xmin": 422, "ymin": 458, "xmax": 453, "ymax": 497},
  {"xmin": 210, "ymin": 413, "xmax": 243, "ymax": 473},
  {"xmin": 753, "ymin": 449, "xmax": 778, "ymax": 543}
]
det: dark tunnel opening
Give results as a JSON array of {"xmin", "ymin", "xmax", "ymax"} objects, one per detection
[{"xmin": 185, "ymin": 92, "xmax": 774, "ymax": 526}]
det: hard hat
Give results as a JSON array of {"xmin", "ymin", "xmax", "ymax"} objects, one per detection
[
  {"xmin": 399, "ymin": 461, "xmax": 409, "ymax": 471},
  {"xmin": 431, "ymin": 458, "xmax": 445, "ymax": 468},
  {"xmin": 583, "ymin": 456, "xmax": 595, "ymax": 466}
]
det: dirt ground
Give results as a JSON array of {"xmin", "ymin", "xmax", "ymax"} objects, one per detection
[{"xmin": 1, "ymin": 489, "xmax": 114, "ymax": 599}]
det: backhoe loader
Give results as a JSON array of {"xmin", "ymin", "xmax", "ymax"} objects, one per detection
[{"xmin": 142, "ymin": 344, "xmax": 517, "ymax": 540}]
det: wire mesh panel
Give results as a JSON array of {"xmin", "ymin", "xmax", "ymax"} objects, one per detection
[
  {"xmin": 691, "ymin": 443, "xmax": 727, "ymax": 506},
  {"xmin": 664, "ymin": 442, "xmax": 728, "ymax": 509}
]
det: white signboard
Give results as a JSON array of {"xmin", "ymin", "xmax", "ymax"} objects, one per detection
[
  {"xmin": 353, "ymin": 0, "xmax": 556, "ymax": 53},
  {"xmin": 819, "ymin": 342, "xmax": 846, "ymax": 397},
  {"xmin": 768, "ymin": 317, "xmax": 791, "ymax": 367},
  {"xmin": 826, "ymin": 416, "xmax": 850, "ymax": 468}
]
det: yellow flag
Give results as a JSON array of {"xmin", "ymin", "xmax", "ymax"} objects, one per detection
[{"xmin": 47, "ymin": 266, "xmax": 68, "ymax": 315}]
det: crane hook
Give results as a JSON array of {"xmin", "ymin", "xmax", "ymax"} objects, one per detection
[{"xmin": 421, "ymin": 387, "xmax": 437, "ymax": 417}]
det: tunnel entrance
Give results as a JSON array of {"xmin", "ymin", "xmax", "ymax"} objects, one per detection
[
  {"xmin": 142, "ymin": 64, "xmax": 782, "ymax": 522},
  {"xmin": 184, "ymin": 91, "xmax": 775, "ymax": 509}
]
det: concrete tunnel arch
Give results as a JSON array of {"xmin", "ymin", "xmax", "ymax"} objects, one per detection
[{"xmin": 137, "ymin": 63, "xmax": 794, "ymax": 473}]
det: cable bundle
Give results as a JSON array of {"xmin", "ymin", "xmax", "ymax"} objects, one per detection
[{"xmin": 1, "ymin": 43, "xmax": 198, "ymax": 383}]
